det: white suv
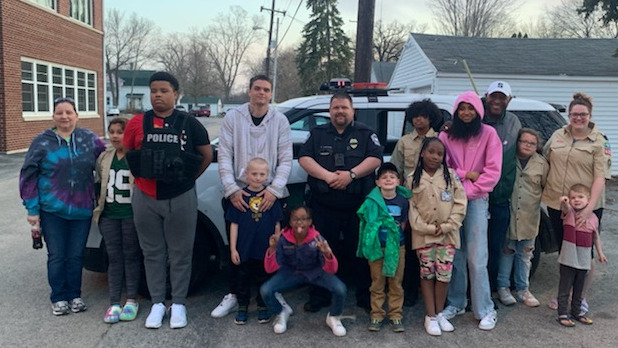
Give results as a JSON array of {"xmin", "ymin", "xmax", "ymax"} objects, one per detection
[{"xmin": 84, "ymin": 89, "xmax": 566, "ymax": 292}]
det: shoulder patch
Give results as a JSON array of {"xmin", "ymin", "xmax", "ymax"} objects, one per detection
[
  {"xmin": 605, "ymin": 141, "xmax": 611, "ymax": 156},
  {"xmin": 371, "ymin": 133, "xmax": 381, "ymax": 146},
  {"xmin": 452, "ymin": 171, "xmax": 461, "ymax": 182}
]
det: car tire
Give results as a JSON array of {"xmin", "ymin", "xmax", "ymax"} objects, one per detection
[
  {"xmin": 530, "ymin": 237, "xmax": 542, "ymax": 278},
  {"xmin": 136, "ymin": 219, "xmax": 219, "ymax": 299},
  {"xmin": 188, "ymin": 220, "xmax": 218, "ymax": 293},
  {"xmin": 82, "ymin": 239, "xmax": 109, "ymax": 273}
]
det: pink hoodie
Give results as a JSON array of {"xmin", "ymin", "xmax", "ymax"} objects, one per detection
[{"xmin": 438, "ymin": 91, "xmax": 502, "ymax": 199}]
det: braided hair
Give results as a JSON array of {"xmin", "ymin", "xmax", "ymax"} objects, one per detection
[{"xmin": 411, "ymin": 137, "xmax": 452, "ymax": 190}]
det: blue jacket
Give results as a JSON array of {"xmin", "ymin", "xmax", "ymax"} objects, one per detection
[
  {"xmin": 20, "ymin": 127, "xmax": 106, "ymax": 220},
  {"xmin": 264, "ymin": 226, "xmax": 339, "ymax": 281}
]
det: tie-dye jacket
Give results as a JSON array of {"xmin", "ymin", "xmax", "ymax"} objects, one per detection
[{"xmin": 20, "ymin": 128, "xmax": 106, "ymax": 220}]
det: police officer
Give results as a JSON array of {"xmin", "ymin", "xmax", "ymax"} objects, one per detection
[
  {"xmin": 124, "ymin": 71, "xmax": 212, "ymax": 329},
  {"xmin": 299, "ymin": 91, "xmax": 382, "ymax": 312}
]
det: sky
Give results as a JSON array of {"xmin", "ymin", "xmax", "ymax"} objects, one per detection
[
  {"xmin": 104, "ymin": 0, "xmax": 564, "ymax": 50},
  {"xmin": 103, "ymin": 0, "xmax": 564, "ymax": 90}
]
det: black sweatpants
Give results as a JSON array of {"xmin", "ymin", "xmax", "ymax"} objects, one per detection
[{"xmin": 236, "ymin": 259, "xmax": 270, "ymax": 308}]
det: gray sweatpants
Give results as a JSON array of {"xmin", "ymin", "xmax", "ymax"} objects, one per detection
[{"xmin": 132, "ymin": 187, "xmax": 197, "ymax": 304}]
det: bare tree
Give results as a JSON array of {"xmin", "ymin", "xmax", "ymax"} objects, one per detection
[
  {"xmin": 428, "ymin": 0, "xmax": 521, "ymax": 37},
  {"xmin": 247, "ymin": 47, "xmax": 303, "ymax": 103},
  {"xmin": 373, "ymin": 20, "xmax": 427, "ymax": 62},
  {"xmin": 201, "ymin": 6, "xmax": 262, "ymax": 100},
  {"xmin": 517, "ymin": 17, "xmax": 563, "ymax": 38},
  {"xmin": 105, "ymin": 9, "xmax": 157, "ymax": 107},
  {"xmin": 185, "ymin": 31, "xmax": 219, "ymax": 102},
  {"xmin": 544, "ymin": 0, "xmax": 618, "ymax": 38},
  {"xmin": 158, "ymin": 31, "xmax": 219, "ymax": 104},
  {"xmin": 157, "ymin": 33, "xmax": 190, "ymax": 88}
]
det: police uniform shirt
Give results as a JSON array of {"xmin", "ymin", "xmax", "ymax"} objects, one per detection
[
  {"xmin": 299, "ymin": 121, "xmax": 383, "ymax": 209},
  {"xmin": 123, "ymin": 110, "xmax": 210, "ymax": 200}
]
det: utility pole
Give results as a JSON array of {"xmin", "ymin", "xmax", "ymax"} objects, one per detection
[
  {"xmin": 260, "ymin": 1, "xmax": 285, "ymax": 79},
  {"xmin": 354, "ymin": 0, "xmax": 375, "ymax": 83}
]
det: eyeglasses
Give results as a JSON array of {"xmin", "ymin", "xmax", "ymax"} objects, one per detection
[
  {"xmin": 54, "ymin": 97, "xmax": 75, "ymax": 105},
  {"xmin": 291, "ymin": 217, "xmax": 311, "ymax": 223},
  {"xmin": 518, "ymin": 140, "xmax": 537, "ymax": 147},
  {"xmin": 568, "ymin": 112, "xmax": 590, "ymax": 119}
]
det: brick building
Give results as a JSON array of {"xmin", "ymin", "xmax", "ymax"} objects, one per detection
[{"xmin": 0, "ymin": 0, "xmax": 104, "ymax": 153}]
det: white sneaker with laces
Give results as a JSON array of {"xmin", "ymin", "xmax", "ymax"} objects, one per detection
[
  {"xmin": 273, "ymin": 306, "xmax": 292, "ymax": 334},
  {"xmin": 145, "ymin": 303, "xmax": 166, "ymax": 329},
  {"xmin": 498, "ymin": 287, "xmax": 517, "ymax": 306},
  {"xmin": 210, "ymin": 293, "xmax": 237, "ymax": 318},
  {"xmin": 424, "ymin": 316, "xmax": 441, "ymax": 336},
  {"xmin": 326, "ymin": 313, "xmax": 347, "ymax": 336},
  {"xmin": 440, "ymin": 305, "xmax": 465, "ymax": 320},
  {"xmin": 479, "ymin": 310, "xmax": 497, "ymax": 330},
  {"xmin": 437, "ymin": 313, "xmax": 455, "ymax": 332},
  {"xmin": 275, "ymin": 292, "xmax": 294, "ymax": 316},
  {"xmin": 170, "ymin": 303, "xmax": 187, "ymax": 329},
  {"xmin": 516, "ymin": 290, "xmax": 540, "ymax": 307}
]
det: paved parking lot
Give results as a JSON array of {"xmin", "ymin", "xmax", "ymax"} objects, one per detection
[{"xmin": 1, "ymin": 117, "xmax": 616, "ymax": 347}]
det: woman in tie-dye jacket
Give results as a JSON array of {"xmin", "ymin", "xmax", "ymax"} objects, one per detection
[{"xmin": 19, "ymin": 97, "xmax": 105, "ymax": 316}]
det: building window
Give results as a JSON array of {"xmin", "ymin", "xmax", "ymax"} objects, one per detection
[
  {"xmin": 29, "ymin": 0, "xmax": 56, "ymax": 9},
  {"xmin": 21, "ymin": 58, "xmax": 97, "ymax": 115},
  {"xmin": 70, "ymin": 0, "xmax": 92, "ymax": 25}
]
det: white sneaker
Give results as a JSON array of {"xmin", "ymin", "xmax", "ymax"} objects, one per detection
[
  {"xmin": 424, "ymin": 316, "xmax": 441, "ymax": 336},
  {"xmin": 273, "ymin": 306, "xmax": 292, "ymax": 334},
  {"xmin": 210, "ymin": 293, "xmax": 237, "ymax": 318},
  {"xmin": 326, "ymin": 313, "xmax": 347, "ymax": 337},
  {"xmin": 440, "ymin": 305, "xmax": 465, "ymax": 320},
  {"xmin": 515, "ymin": 290, "xmax": 540, "ymax": 307},
  {"xmin": 479, "ymin": 310, "xmax": 497, "ymax": 330},
  {"xmin": 275, "ymin": 292, "xmax": 294, "ymax": 316},
  {"xmin": 437, "ymin": 313, "xmax": 455, "ymax": 332},
  {"xmin": 498, "ymin": 287, "xmax": 517, "ymax": 306},
  {"xmin": 145, "ymin": 303, "xmax": 166, "ymax": 329},
  {"xmin": 170, "ymin": 303, "xmax": 187, "ymax": 329}
]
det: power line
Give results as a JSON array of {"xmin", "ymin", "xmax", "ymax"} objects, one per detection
[
  {"xmin": 284, "ymin": 0, "xmax": 293, "ymax": 13},
  {"xmin": 277, "ymin": 0, "xmax": 302, "ymax": 48}
]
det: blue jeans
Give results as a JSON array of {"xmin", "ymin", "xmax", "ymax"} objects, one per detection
[
  {"xmin": 446, "ymin": 197, "xmax": 494, "ymax": 319},
  {"xmin": 488, "ymin": 201, "xmax": 510, "ymax": 291},
  {"xmin": 40, "ymin": 211, "xmax": 91, "ymax": 303},
  {"xmin": 497, "ymin": 238, "xmax": 535, "ymax": 291},
  {"xmin": 260, "ymin": 270, "xmax": 347, "ymax": 316}
]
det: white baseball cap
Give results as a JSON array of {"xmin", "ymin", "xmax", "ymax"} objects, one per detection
[{"xmin": 486, "ymin": 81, "xmax": 512, "ymax": 97}]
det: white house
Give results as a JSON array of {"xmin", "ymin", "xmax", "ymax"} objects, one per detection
[
  {"xmin": 106, "ymin": 70, "xmax": 224, "ymax": 116},
  {"xmin": 371, "ymin": 61, "xmax": 396, "ymax": 83},
  {"xmin": 106, "ymin": 70, "xmax": 155, "ymax": 112},
  {"xmin": 390, "ymin": 33, "xmax": 618, "ymax": 174}
]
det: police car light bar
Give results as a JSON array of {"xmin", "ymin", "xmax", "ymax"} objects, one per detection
[
  {"xmin": 319, "ymin": 79, "xmax": 395, "ymax": 100},
  {"xmin": 319, "ymin": 78, "xmax": 352, "ymax": 92}
]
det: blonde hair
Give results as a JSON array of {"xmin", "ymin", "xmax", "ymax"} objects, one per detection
[{"xmin": 246, "ymin": 157, "xmax": 269, "ymax": 172}]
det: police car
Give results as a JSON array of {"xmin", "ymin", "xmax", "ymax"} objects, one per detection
[{"xmin": 84, "ymin": 81, "xmax": 566, "ymax": 292}]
